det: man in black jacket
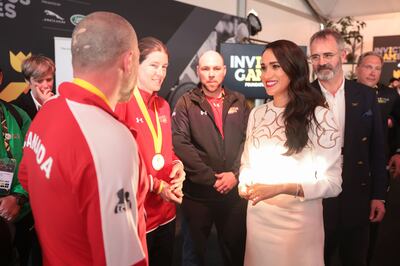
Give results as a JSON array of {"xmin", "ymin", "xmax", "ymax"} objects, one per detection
[
  {"xmin": 355, "ymin": 51, "xmax": 400, "ymax": 264},
  {"xmin": 309, "ymin": 29, "xmax": 387, "ymax": 266},
  {"xmin": 172, "ymin": 50, "xmax": 250, "ymax": 266}
]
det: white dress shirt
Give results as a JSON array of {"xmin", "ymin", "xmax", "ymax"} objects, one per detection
[{"xmin": 318, "ymin": 77, "xmax": 346, "ymax": 147}]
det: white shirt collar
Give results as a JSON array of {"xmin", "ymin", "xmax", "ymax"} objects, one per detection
[
  {"xmin": 30, "ymin": 90, "xmax": 42, "ymax": 111},
  {"xmin": 318, "ymin": 75, "xmax": 345, "ymax": 98}
]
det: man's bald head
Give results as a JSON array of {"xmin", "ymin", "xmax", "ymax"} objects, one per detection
[
  {"xmin": 71, "ymin": 11, "xmax": 138, "ymax": 72},
  {"xmin": 198, "ymin": 50, "xmax": 224, "ymax": 67}
]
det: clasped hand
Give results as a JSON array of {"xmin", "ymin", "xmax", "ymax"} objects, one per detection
[
  {"xmin": 159, "ymin": 162, "xmax": 185, "ymax": 204},
  {"xmin": 214, "ymin": 172, "xmax": 238, "ymax": 194},
  {"xmin": 239, "ymin": 183, "xmax": 281, "ymax": 205},
  {"xmin": 0, "ymin": 195, "xmax": 21, "ymax": 222}
]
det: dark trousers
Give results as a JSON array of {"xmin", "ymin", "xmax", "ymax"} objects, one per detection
[
  {"xmin": 14, "ymin": 212, "xmax": 42, "ymax": 266},
  {"xmin": 0, "ymin": 212, "xmax": 42, "ymax": 266},
  {"xmin": 181, "ymin": 196, "xmax": 247, "ymax": 266},
  {"xmin": 0, "ymin": 218, "xmax": 13, "ymax": 266},
  {"xmin": 324, "ymin": 223, "xmax": 370, "ymax": 266},
  {"xmin": 146, "ymin": 220, "xmax": 176, "ymax": 266}
]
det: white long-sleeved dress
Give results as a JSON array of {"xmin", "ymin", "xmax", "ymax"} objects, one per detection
[{"xmin": 239, "ymin": 102, "xmax": 342, "ymax": 266}]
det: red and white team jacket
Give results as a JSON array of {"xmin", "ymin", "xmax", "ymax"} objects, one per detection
[
  {"xmin": 115, "ymin": 89, "xmax": 178, "ymax": 232},
  {"xmin": 19, "ymin": 82, "xmax": 148, "ymax": 266}
]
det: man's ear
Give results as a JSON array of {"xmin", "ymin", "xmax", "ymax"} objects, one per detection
[{"xmin": 122, "ymin": 50, "xmax": 134, "ymax": 75}]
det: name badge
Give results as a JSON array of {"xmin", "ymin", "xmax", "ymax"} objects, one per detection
[{"xmin": 0, "ymin": 158, "xmax": 16, "ymax": 196}]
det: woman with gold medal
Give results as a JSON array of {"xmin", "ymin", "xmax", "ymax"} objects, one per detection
[{"xmin": 115, "ymin": 37, "xmax": 185, "ymax": 266}]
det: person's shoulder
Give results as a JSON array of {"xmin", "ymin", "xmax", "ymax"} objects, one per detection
[
  {"xmin": 249, "ymin": 102, "xmax": 268, "ymax": 117},
  {"xmin": 346, "ymin": 79, "xmax": 375, "ymax": 94},
  {"xmin": 378, "ymin": 83, "xmax": 399, "ymax": 97},
  {"xmin": 224, "ymin": 87, "xmax": 245, "ymax": 100}
]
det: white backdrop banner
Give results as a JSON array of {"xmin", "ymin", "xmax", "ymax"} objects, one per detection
[{"xmin": 54, "ymin": 37, "xmax": 73, "ymax": 92}]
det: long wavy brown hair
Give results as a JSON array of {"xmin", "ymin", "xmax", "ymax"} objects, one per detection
[{"xmin": 263, "ymin": 40, "xmax": 326, "ymax": 155}]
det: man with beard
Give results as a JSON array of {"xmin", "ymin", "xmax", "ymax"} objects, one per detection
[
  {"xmin": 172, "ymin": 50, "xmax": 249, "ymax": 266},
  {"xmin": 18, "ymin": 12, "xmax": 147, "ymax": 265},
  {"xmin": 309, "ymin": 29, "xmax": 387, "ymax": 266}
]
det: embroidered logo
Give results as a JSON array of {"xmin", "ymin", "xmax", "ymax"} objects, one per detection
[
  {"xmin": 159, "ymin": 115, "xmax": 168, "ymax": 124},
  {"xmin": 136, "ymin": 117, "xmax": 144, "ymax": 123},
  {"xmin": 228, "ymin": 107, "xmax": 239, "ymax": 114},
  {"xmin": 114, "ymin": 188, "xmax": 132, "ymax": 214},
  {"xmin": 200, "ymin": 110, "xmax": 207, "ymax": 116}
]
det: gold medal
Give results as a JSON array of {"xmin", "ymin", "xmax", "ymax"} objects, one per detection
[
  {"xmin": 134, "ymin": 87, "xmax": 165, "ymax": 171},
  {"xmin": 152, "ymin": 154, "xmax": 165, "ymax": 171}
]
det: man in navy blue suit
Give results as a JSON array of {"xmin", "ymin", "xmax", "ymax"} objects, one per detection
[{"xmin": 309, "ymin": 29, "xmax": 387, "ymax": 266}]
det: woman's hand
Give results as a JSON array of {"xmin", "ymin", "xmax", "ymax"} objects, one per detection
[
  {"xmin": 247, "ymin": 184, "xmax": 283, "ymax": 205},
  {"xmin": 238, "ymin": 184, "xmax": 250, "ymax": 199}
]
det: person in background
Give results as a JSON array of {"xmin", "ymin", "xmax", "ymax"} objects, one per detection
[
  {"xmin": 239, "ymin": 40, "xmax": 342, "ymax": 266},
  {"xmin": 12, "ymin": 55, "xmax": 55, "ymax": 119},
  {"xmin": 0, "ymin": 66, "xmax": 32, "ymax": 266},
  {"xmin": 172, "ymin": 50, "xmax": 250, "ymax": 266},
  {"xmin": 12, "ymin": 55, "xmax": 56, "ymax": 266},
  {"xmin": 355, "ymin": 51, "xmax": 400, "ymax": 265},
  {"xmin": 310, "ymin": 28, "xmax": 387, "ymax": 266},
  {"xmin": 18, "ymin": 11, "xmax": 148, "ymax": 265},
  {"xmin": 356, "ymin": 51, "xmax": 400, "ymax": 178},
  {"xmin": 115, "ymin": 37, "xmax": 185, "ymax": 266},
  {"xmin": 388, "ymin": 77, "xmax": 400, "ymax": 95}
]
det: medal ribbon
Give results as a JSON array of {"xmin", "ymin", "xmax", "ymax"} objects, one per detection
[
  {"xmin": 133, "ymin": 87, "xmax": 162, "ymax": 153},
  {"xmin": 73, "ymin": 78, "xmax": 111, "ymax": 108}
]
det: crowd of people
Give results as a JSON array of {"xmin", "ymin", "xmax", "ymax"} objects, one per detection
[{"xmin": 0, "ymin": 11, "xmax": 399, "ymax": 266}]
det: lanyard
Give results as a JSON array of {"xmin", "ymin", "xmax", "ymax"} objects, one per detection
[
  {"xmin": 0, "ymin": 106, "xmax": 13, "ymax": 159},
  {"xmin": 133, "ymin": 88, "xmax": 162, "ymax": 153},
  {"xmin": 73, "ymin": 78, "xmax": 111, "ymax": 108}
]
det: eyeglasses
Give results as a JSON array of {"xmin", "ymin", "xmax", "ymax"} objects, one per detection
[{"xmin": 309, "ymin": 52, "xmax": 337, "ymax": 63}]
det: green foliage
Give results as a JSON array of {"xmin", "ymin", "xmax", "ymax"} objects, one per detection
[{"xmin": 325, "ymin": 16, "xmax": 366, "ymax": 64}]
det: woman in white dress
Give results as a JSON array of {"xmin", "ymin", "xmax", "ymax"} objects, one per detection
[{"xmin": 239, "ymin": 40, "xmax": 342, "ymax": 266}]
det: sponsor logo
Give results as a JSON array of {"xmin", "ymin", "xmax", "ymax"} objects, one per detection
[
  {"xmin": 136, "ymin": 117, "xmax": 144, "ymax": 123},
  {"xmin": 200, "ymin": 110, "xmax": 207, "ymax": 116},
  {"xmin": 114, "ymin": 188, "xmax": 132, "ymax": 214},
  {"xmin": 0, "ymin": 0, "xmax": 31, "ymax": 19},
  {"xmin": 70, "ymin": 14, "xmax": 85, "ymax": 26},
  {"xmin": 43, "ymin": 9, "xmax": 65, "ymax": 24}
]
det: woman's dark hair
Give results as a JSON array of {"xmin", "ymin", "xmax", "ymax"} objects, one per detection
[
  {"xmin": 138, "ymin": 37, "xmax": 169, "ymax": 64},
  {"xmin": 263, "ymin": 40, "xmax": 326, "ymax": 155}
]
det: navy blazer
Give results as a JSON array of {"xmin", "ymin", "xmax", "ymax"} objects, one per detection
[
  {"xmin": 11, "ymin": 91, "xmax": 38, "ymax": 120},
  {"xmin": 311, "ymin": 79, "xmax": 387, "ymax": 228}
]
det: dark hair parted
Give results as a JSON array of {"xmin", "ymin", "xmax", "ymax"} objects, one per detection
[
  {"xmin": 263, "ymin": 40, "xmax": 326, "ymax": 155},
  {"xmin": 138, "ymin": 37, "xmax": 169, "ymax": 64}
]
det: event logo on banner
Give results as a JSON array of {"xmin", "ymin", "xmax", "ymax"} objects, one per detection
[
  {"xmin": 0, "ymin": 0, "xmax": 31, "ymax": 19},
  {"xmin": 221, "ymin": 43, "xmax": 266, "ymax": 99},
  {"xmin": 0, "ymin": 51, "xmax": 30, "ymax": 101},
  {"xmin": 373, "ymin": 35, "xmax": 400, "ymax": 83}
]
